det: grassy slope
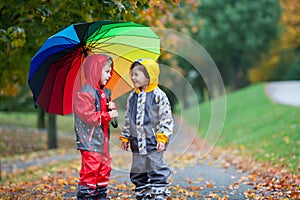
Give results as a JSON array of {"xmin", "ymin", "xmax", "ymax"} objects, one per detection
[
  {"xmin": 0, "ymin": 112, "xmax": 74, "ymax": 133},
  {"xmin": 0, "ymin": 111, "xmax": 126, "ymax": 134},
  {"xmin": 185, "ymin": 83, "xmax": 300, "ymax": 173}
]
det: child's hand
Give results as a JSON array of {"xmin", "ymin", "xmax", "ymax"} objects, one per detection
[
  {"xmin": 107, "ymin": 101, "xmax": 117, "ymax": 110},
  {"xmin": 109, "ymin": 110, "xmax": 119, "ymax": 119},
  {"xmin": 121, "ymin": 142, "xmax": 129, "ymax": 151},
  {"xmin": 156, "ymin": 142, "xmax": 165, "ymax": 152}
]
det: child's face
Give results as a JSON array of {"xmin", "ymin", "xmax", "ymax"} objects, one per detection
[
  {"xmin": 101, "ymin": 64, "xmax": 112, "ymax": 86},
  {"xmin": 130, "ymin": 66, "xmax": 150, "ymax": 91}
]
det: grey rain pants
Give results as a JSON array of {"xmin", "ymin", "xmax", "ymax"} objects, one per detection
[{"xmin": 130, "ymin": 151, "xmax": 171, "ymax": 187}]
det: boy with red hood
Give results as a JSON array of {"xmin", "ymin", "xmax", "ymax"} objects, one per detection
[{"xmin": 73, "ymin": 54, "xmax": 118, "ymax": 199}]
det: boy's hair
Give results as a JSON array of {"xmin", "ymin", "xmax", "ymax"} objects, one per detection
[{"xmin": 130, "ymin": 61, "xmax": 150, "ymax": 80}]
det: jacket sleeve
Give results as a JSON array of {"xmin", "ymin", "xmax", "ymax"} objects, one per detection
[
  {"xmin": 120, "ymin": 92, "xmax": 133, "ymax": 143},
  {"xmin": 74, "ymin": 91, "xmax": 106, "ymax": 127},
  {"xmin": 156, "ymin": 90, "xmax": 174, "ymax": 144}
]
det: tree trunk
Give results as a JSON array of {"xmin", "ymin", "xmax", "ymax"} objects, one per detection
[
  {"xmin": 37, "ymin": 108, "xmax": 45, "ymax": 129},
  {"xmin": 48, "ymin": 114, "xmax": 57, "ymax": 149},
  {"xmin": 198, "ymin": 84, "xmax": 204, "ymax": 103},
  {"xmin": 232, "ymin": 58, "xmax": 241, "ymax": 90},
  {"xmin": 197, "ymin": 77, "xmax": 206, "ymax": 103}
]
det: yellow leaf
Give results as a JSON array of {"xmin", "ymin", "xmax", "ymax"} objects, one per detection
[
  {"xmin": 70, "ymin": 186, "xmax": 77, "ymax": 190},
  {"xmin": 284, "ymin": 136, "xmax": 290, "ymax": 144},
  {"xmin": 57, "ymin": 179, "xmax": 66, "ymax": 186}
]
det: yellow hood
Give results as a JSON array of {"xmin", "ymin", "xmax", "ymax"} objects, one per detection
[{"xmin": 135, "ymin": 58, "xmax": 160, "ymax": 93}]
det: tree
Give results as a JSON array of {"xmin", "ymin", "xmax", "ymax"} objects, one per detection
[
  {"xmin": 249, "ymin": 0, "xmax": 300, "ymax": 82},
  {"xmin": 137, "ymin": 1, "xmax": 213, "ymax": 104},
  {"xmin": 0, "ymin": 0, "xmax": 179, "ymax": 149},
  {"xmin": 197, "ymin": 0, "xmax": 282, "ymax": 89},
  {"xmin": 284, "ymin": 53, "xmax": 300, "ymax": 80}
]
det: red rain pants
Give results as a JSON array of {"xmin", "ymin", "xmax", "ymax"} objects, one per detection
[{"xmin": 78, "ymin": 150, "xmax": 112, "ymax": 188}]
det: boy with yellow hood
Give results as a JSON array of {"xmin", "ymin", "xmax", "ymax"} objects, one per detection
[{"xmin": 120, "ymin": 58, "xmax": 174, "ymax": 200}]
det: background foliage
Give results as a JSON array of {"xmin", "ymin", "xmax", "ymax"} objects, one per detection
[
  {"xmin": 249, "ymin": 0, "xmax": 300, "ymax": 82},
  {"xmin": 197, "ymin": 0, "xmax": 282, "ymax": 89},
  {"xmin": 0, "ymin": 0, "xmax": 299, "ymax": 110}
]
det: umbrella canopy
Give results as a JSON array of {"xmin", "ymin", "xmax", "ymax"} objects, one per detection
[{"xmin": 28, "ymin": 20, "xmax": 160, "ymax": 115}]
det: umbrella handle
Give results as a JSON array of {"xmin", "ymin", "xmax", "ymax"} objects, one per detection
[
  {"xmin": 107, "ymin": 104, "xmax": 118, "ymax": 128},
  {"xmin": 104, "ymin": 88, "xmax": 118, "ymax": 128},
  {"xmin": 111, "ymin": 118, "xmax": 118, "ymax": 128}
]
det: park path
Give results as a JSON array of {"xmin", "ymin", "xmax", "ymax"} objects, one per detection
[
  {"xmin": 1, "ymin": 115, "xmax": 253, "ymax": 199},
  {"xmin": 107, "ymin": 115, "xmax": 254, "ymax": 199},
  {"xmin": 265, "ymin": 80, "xmax": 300, "ymax": 107},
  {"xmin": 2, "ymin": 81, "xmax": 299, "ymax": 199}
]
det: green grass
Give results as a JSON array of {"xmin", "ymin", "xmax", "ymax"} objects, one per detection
[
  {"xmin": 0, "ymin": 112, "xmax": 75, "ymax": 156},
  {"xmin": 0, "ymin": 110, "xmax": 126, "ymax": 134},
  {"xmin": 0, "ymin": 112, "xmax": 75, "ymax": 133},
  {"xmin": 0, "ymin": 110, "xmax": 125, "ymax": 157},
  {"xmin": 185, "ymin": 83, "xmax": 300, "ymax": 173},
  {"xmin": 0, "ymin": 112, "xmax": 37, "ymax": 128}
]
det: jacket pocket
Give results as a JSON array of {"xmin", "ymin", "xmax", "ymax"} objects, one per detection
[
  {"xmin": 146, "ymin": 133, "xmax": 157, "ymax": 153},
  {"xmin": 89, "ymin": 128, "xmax": 104, "ymax": 152},
  {"xmin": 129, "ymin": 136, "xmax": 139, "ymax": 153}
]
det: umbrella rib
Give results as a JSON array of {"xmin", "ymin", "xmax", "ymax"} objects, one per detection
[
  {"xmin": 86, "ymin": 24, "xmax": 159, "ymax": 48},
  {"xmin": 90, "ymin": 35, "xmax": 159, "ymax": 47},
  {"xmin": 32, "ymin": 36, "xmax": 81, "ymax": 69},
  {"xmin": 54, "ymin": 36, "xmax": 79, "ymax": 43},
  {"xmin": 60, "ymin": 52, "xmax": 83, "ymax": 115},
  {"xmin": 46, "ymin": 36, "xmax": 79, "ymax": 48},
  {"xmin": 90, "ymin": 40, "xmax": 160, "ymax": 58},
  {"xmin": 89, "ymin": 48, "xmax": 135, "ymax": 64},
  {"xmin": 46, "ymin": 50, "xmax": 83, "ymax": 115}
]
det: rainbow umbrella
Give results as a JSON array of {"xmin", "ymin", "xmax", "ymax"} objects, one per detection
[{"xmin": 28, "ymin": 20, "xmax": 160, "ymax": 115}]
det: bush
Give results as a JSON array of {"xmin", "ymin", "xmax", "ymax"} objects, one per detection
[{"xmin": 284, "ymin": 55, "xmax": 300, "ymax": 80}]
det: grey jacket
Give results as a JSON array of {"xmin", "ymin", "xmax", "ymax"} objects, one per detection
[{"xmin": 121, "ymin": 88, "xmax": 174, "ymax": 154}]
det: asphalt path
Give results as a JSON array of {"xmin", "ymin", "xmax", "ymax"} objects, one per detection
[
  {"xmin": 107, "ymin": 116, "xmax": 253, "ymax": 199},
  {"xmin": 265, "ymin": 81, "xmax": 300, "ymax": 107}
]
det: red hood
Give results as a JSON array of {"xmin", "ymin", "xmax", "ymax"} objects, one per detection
[{"xmin": 83, "ymin": 54, "xmax": 113, "ymax": 89}]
